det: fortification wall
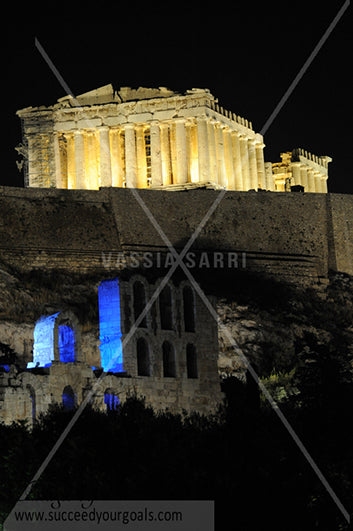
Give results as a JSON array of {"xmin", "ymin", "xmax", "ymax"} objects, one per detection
[
  {"xmin": 0, "ymin": 185, "xmax": 352, "ymax": 283},
  {"xmin": 328, "ymin": 194, "xmax": 353, "ymax": 275}
]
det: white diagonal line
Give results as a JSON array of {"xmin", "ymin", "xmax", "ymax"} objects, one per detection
[
  {"xmin": 35, "ymin": 38, "xmax": 78, "ymax": 103},
  {"xmin": 128, "ymin": 186, "xmax": 227, "ymax": 261},
  {"xmin": 260, "ymin": 0, "xmax": 350, "ymax": 135}
]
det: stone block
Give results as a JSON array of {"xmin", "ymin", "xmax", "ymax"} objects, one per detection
[{"xmin": 128, "ymin": 113, "xmax": 153, "ymax": 123}]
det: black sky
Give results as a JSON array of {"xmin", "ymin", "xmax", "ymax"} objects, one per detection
[{"xmin": 3, "ymin": 1, "xmax": 352, "ymax": 193}]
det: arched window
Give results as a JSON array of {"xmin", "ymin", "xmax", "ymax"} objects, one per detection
[
  {"xmin": 159, "ymin": 285, "xmax": 173, "ymax": 330},
  {"xmin": 28, "ymin": 312, "xmax": 60, "ymax": 368},
  {"xmin": 104, "ymin": 389, "xmax": 120, "ymax": 412},
  {"xmin": 163, "ymin": 341, "xmax": 176, "ymax": 377},
  {"xmin": 62, "ymin": 385, "xmax": 76, "ymax": 410},
  {"xmin": 186, "ymin": 344, "xmax": 198, "ymax": 379},
  {"xmin": 28, "ymin": 312, "xmax": 79, "ymax": 369},
  {"xmin": 137, "ymin": 337, "xmax": 150, "ymax": 376},
  {"xmin": 58, "ymin": 325, "xmax": 76, "ymax": 362},
  {"xmin": 133, "ymin": 281, "xmax": 147, "ymax": 327},
  {"xmin": 183, "ymin": 286, "xmax": 195, "ymax": 332}
]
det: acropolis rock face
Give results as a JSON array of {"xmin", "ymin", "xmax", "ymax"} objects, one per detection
[{"xmin": 0, "ymin": 84, "xmax": 350, "ymax": 427}]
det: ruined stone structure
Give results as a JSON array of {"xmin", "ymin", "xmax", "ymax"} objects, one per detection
[
  {"xmin": 17, "ymin": 85, "xmax": 330, "ymax": 193},
  {"xmin": 0, "ymin": 273, "xmax": 222, "ymax": 425},
  {"xmin": 1, "ymin": 86, "xmax": 350, "ymax": 426},
  {"xmin": 272, "ymin": 149, "xmax": 331, "ymax": 193}
]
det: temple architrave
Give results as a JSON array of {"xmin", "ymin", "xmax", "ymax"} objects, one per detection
[{"xmin": 16, "ymin": 85, "xmax": 331, "ymax": 193}]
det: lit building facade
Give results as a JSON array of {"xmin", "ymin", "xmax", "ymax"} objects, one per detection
[
  {"xmin": 272, "ymin": 149, "xmax": 331, "ymax": 193},
  {"xmin": 16, "ymin": 84, "xmax": 331, "ymax": 193}
]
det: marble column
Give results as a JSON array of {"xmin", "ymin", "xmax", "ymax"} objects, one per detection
[
  {"xmin": 197, "ymin": 117, "xmax": 211, "ymax": 182},
  {"xmin": 124, "ymin": 124, "xmax": 137, "ymax": 188},
  {"xmin": 136, "ymin": 125, "xmax": 147, "ymax": 188},
  {"xmin": 175, "ymin": 118, "xmax": 188, "ymax": 184},
  {"xmin": 248, "ymin": 139, "xmax": 258, "ymax": 190},
  {"xmin": 109, "ymin": 129, "xmax": 124, "ymax": 188},
  {"xmin": 314, "ymin": 171, "xmax": 322, "ymax": 193},
  {"xmin": 150, "ymin": 122, "xmax": 163, "ymax": 187},
  {"xmin": 300, "ymin": 166, "xmax": 309, "ymax": 191},
  {"xmin": 84, "ymin": 131, "xmax": 99, "ymax": 190},
  {"xmin": 240, "ymin": 135, "xmax": 250, "ymax": 190},
  {"xmin": 307, "ymin": 169, "xmax": 315, "ymax": 192},
  {"xmin": 74, "ymin": 131, "xmax": 85, "ymax": 189},
  {"xmin": 99, "ymin": 127, "xmax": 112, "ymax": 187},
  {"xmin": 255, "ymin": 142, "xmax": 266, "ymax": 190},
  {"xmin": 66, "ymin": 133, "xmax": 75, "ymax": 189},
  {"xmin": 216, "ymin": 123, "xmax": 227, "ymax": 187},
  {"xmin": 231, "ymin": 131, "xmax": 243, "ymax": 190},
  {"xmin": 321, "ymin": 176, "xmax": 328, "ymax": 193},
  {"xmin": 264, "ymin": 162, "xmax": 274, "ymax": 191},
  {"xmin": 27, "ymin": 135, "xmax": 37, "ymax": 187},
  {"xmin": 223, "ymin": 127, "xmax": 234, "ymax": 189},
  {"xmin": 58, "ymin": 134, "xmax": 68, "ymax": 189},
  {"xmin": 207, "ymin": 121, "xmax": 218, "ymax": 184},
  {"xmin": 53, "ymin": 133, "xmax": 63, "ymax": 188},
  {"xmin": 160, "ymin": 123, "xmax": 172, "ymax": 186},
  {"xmin": 291, "ymin": 162, "xmax": 301, "ymax": 187}
]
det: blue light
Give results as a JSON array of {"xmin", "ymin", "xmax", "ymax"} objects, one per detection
[
  {"xmin": 0, "ymin": 365, "xmax": 9, "ymax": 372},
  {"xmin": 98, "ymin": 279, "xmax": 123, "ymax": 373},
  {"xmin": 28, "ymin": 312, "xmax": 60, "ymax": 368},
  {"xmin": 104, "ymin": 392, "xmax": 120, "ymax": 411},
  {"xmin": 58, "ymin": 325, "xmax": 76, "ymax": 363}
]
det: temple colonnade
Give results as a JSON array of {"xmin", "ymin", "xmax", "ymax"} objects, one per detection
[{"xmin": 36, "ymin": 118, "xmax": 271, "ymax": 191}]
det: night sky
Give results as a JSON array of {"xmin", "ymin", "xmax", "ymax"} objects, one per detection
[{"xmin": 3, "ymin": 1, "xmax": 352, "ymax": 193}]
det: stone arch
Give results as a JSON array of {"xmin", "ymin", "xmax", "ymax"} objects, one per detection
[
  {"xmin": 136, "ymin": 336, "xmax": 151, "ymax": 376},
  {"xmin": 53, "ymin": 311, "xmax": 81, "ymax": 363},
  {"xmin": 186, "ymin": 343, "xmax": 198, "ymax": 378},
  {"xmin": 28, "ymin": 310, "xmax": 81, "ymax": 368},
  {"xmin": 104, "ymin": 388, "xmax": 120, "ymax": 411},
  {"xmin": 28, "ymin": 312, "xmax": 60, "ymax": 368},
  {"xmin": 62, "ymin": 385, "xmax": 76, "ymax": 410},
  {"xmin": 182, "ymin": 285, "xmax": 196, "ymax": 332},
  {"xmin": 162, "ymin": 340, "xmax": 176, "ymax": 377}
]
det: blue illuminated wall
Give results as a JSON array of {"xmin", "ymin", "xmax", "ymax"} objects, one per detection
[
  {"xmin": 27, "ymin": 312, "xmax": 60, "ymax": 368},
  {"xmin": 58, "ymin": 325, "xmax": 76, "ymax": 362},
  {"xmin": 98, "ymin": 279, "xmax": 123, "ymax": 373}
]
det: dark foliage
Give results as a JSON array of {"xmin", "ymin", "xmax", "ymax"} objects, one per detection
[{"xmin": 1, "ymin": 378, "xmax": 352, "ymax": 531}]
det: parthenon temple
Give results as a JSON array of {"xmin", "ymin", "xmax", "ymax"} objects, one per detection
[{"xmin": 16, "ymin": 85, "xmax": 331, "ymax": 192}]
